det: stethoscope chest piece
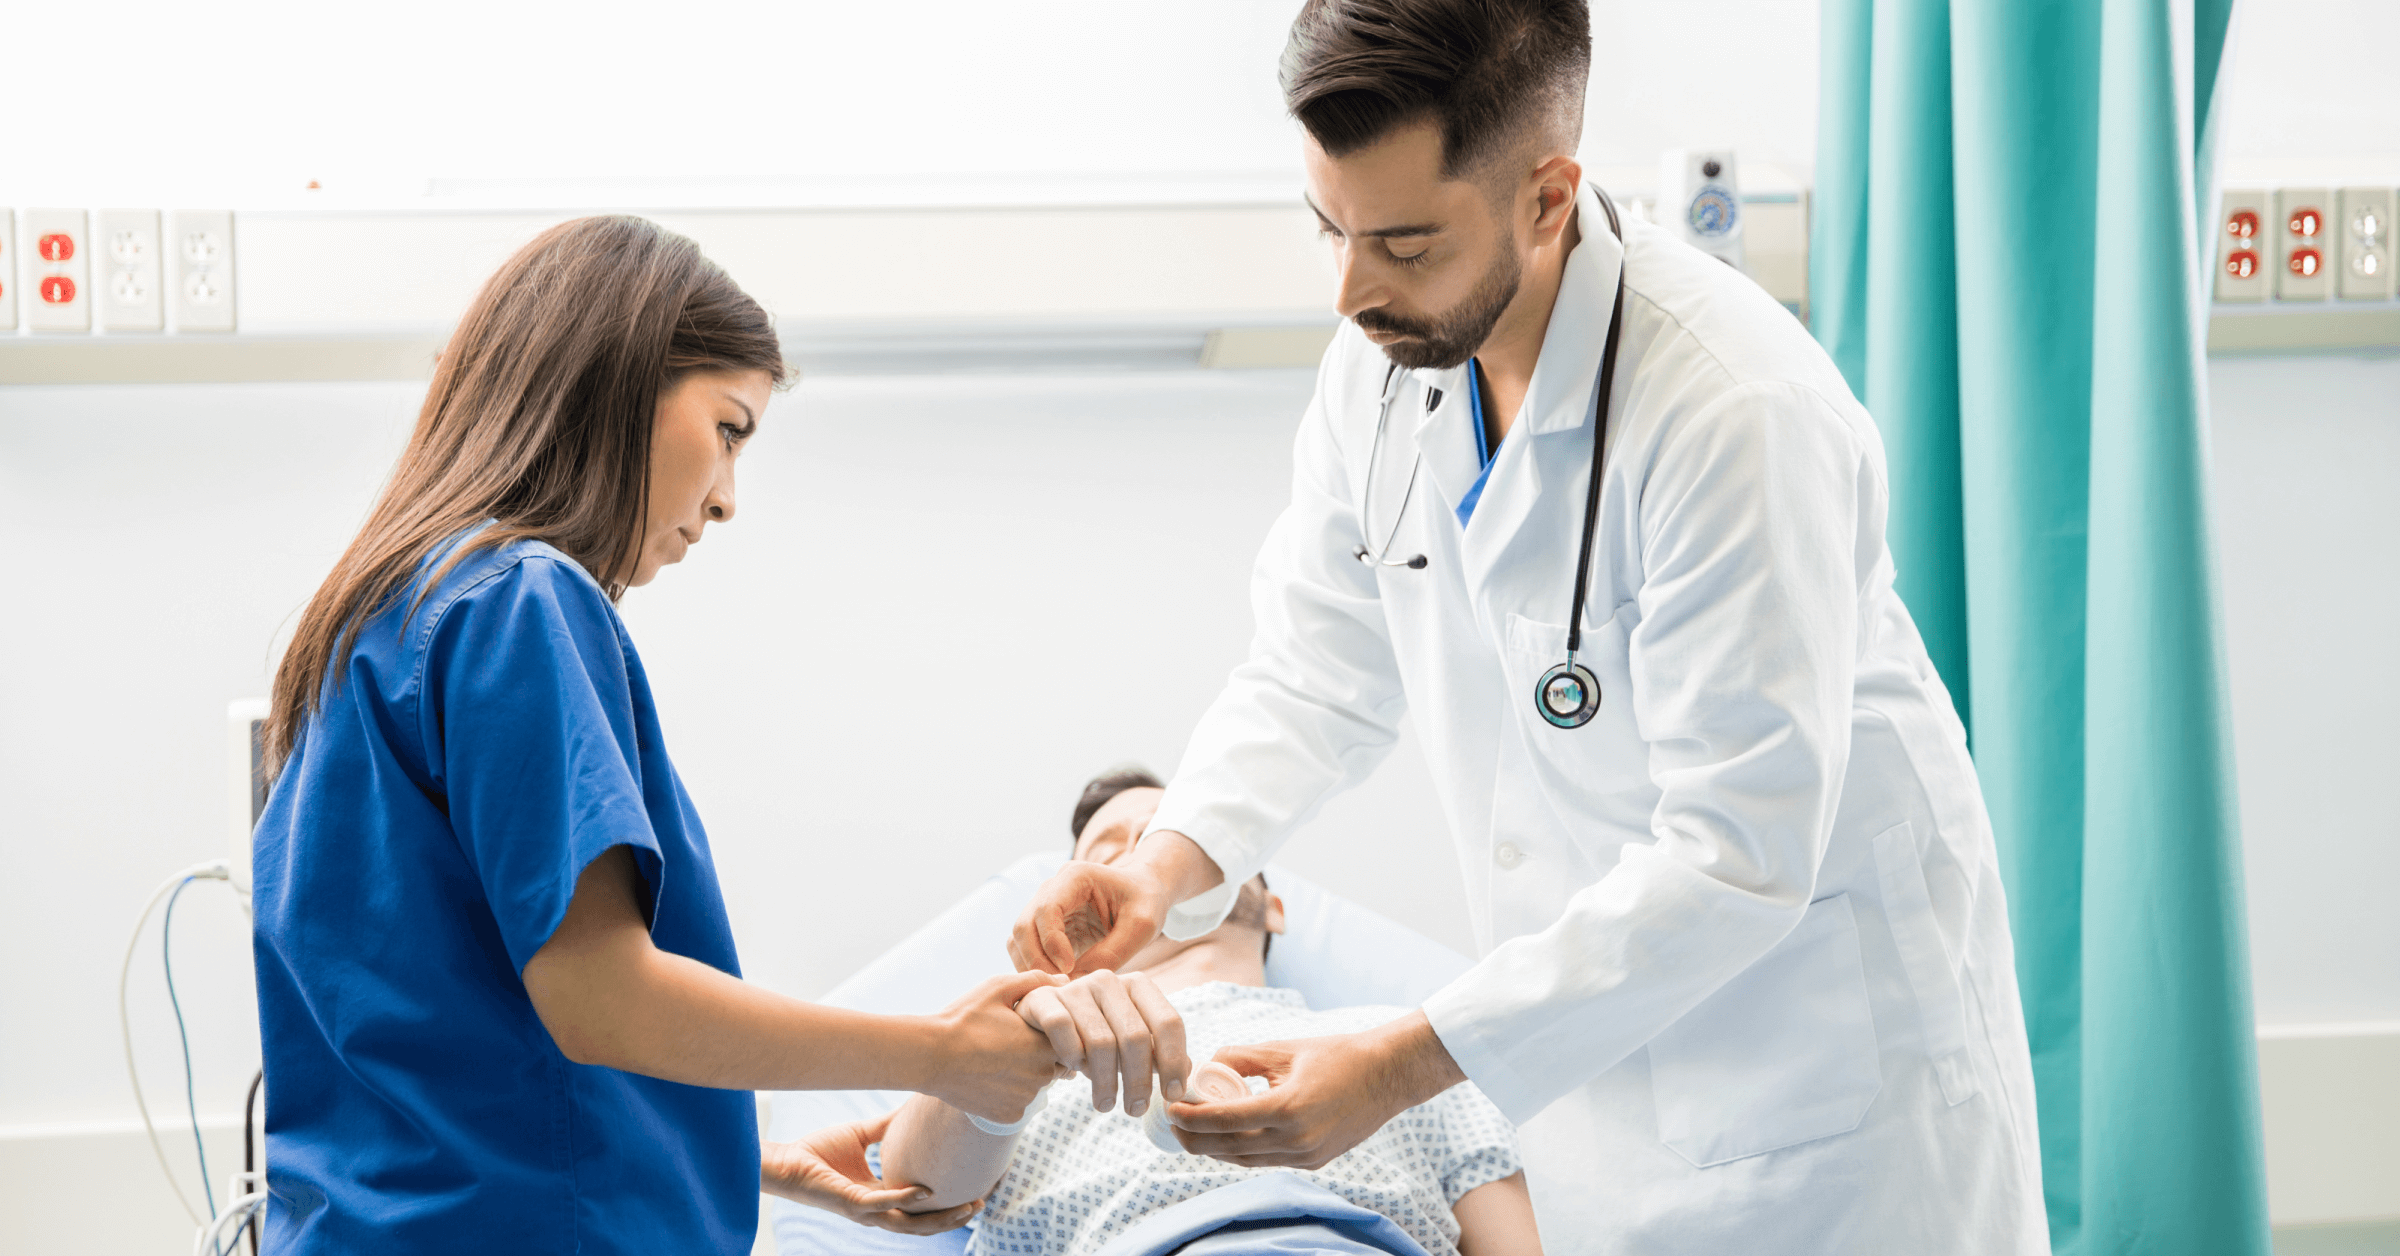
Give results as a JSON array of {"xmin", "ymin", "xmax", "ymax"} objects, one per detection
[{"xmin": 1536, "ymin": 659, "xmax": 1602, "ymax": 728}]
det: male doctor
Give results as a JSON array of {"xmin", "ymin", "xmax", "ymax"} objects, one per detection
[{"xmin": 1013, "ymin": 0, "xmax": 2047, "ymax": 1250}]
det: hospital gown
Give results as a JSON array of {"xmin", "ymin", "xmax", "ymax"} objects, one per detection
[{"xmin": 965, "ymin": 983, "xmax": 1519, "ymax": 1256}]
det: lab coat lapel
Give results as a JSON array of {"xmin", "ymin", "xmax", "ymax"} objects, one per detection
[
  {"xmin": 1406, "ymin": 363, "xmax": 1481, "ymax": 524},
  {"xmin": 1449, "ymin": 185, "xmax": 1626, "ymax": 621}
]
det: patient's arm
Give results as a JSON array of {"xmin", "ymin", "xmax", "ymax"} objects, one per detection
[
  {"xmin": 760, "ymin": 1111, "xmax": 981, "ymax": 1235},
  {"xmin": 1453, "ymin": 1172, "xmax": 1543, "ymax": 1256},
  {"xmin": 879, "ymin": 967, "xmax": 1190, "ymax": 1212},
  {"xmin": 878, "ymin": 1093, "xmax": 1020, "ymax": 1213}
]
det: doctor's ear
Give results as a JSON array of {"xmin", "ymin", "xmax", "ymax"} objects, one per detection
[{"xmin": 1525, "ymin": 155, "xmax": 1582, "ymax": 241}]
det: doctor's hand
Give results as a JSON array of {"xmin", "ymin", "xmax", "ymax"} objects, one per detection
[
  {"xmin": 1017, "ymin": 969, "xmax": 1192, "ymax": 1113},
  {"xmin": 760, "ymin": 1111, "xmax": 982, "ymax": 1235},
  {"xmin": 1163, "ymin": 1010, "xmax": 1468, "ymax": 1170},
  {"xmin": 1009, "ymin": 830, "xmax": 1222, "ymax": 976},
  {"xmin": 924, "ymin": 971, "xmax": 1073, "ymax": 1125}
]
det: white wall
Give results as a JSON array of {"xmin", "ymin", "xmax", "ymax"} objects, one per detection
[{"xmin": 2212, "ymin": 354, "xmax": 2400, "ymax": 1027}]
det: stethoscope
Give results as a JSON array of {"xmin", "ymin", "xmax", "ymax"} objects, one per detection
[{"xmin": 1351, "ymin": 186, "xmax": 1629, "ymax": 731}]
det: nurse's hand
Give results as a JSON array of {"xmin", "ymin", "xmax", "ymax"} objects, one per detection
[
  {"xmin": 761, "ymin": 1111, "xmax": 982, "ymax": 1235},
  {"xmin": 1162, "ymin": 1010, "xmax": 1467, "ymax": 1170},
  {"xmin": 1009, "ymin": 830, "xmax": 1220, "ymax": 975},
  {"xmin": 926, "ymin": 971, "xmax": 1076, "ymax": 1125},
  {"xmin": 1016, "ymin": 969, "xmax": 1192, "ymax": 1112}
]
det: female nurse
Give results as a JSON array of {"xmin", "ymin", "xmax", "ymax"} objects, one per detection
[{"xmin": 249, "ymin": 216, "xmax": 1061, "ymax": 1253}]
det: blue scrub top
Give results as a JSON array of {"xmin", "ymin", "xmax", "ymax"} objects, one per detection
[
  {"xmin": 251, "ymin": 530, "xmax": 757, "ymax": 1254},
  {"xmin": 1455, "ymin": 357, "xmax": 1499, "ymax": 525}
]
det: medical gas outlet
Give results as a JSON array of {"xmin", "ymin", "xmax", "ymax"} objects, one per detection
[{"xmin": 1659, "ymin": 149, "xmax": 1745, "ymax": 271}]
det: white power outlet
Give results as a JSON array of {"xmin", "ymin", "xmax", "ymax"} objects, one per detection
[
  {"xmin": 23, "ymin": 208, "xmax": 91, "ymax": 332},
  {"xmin": 2273, "ymin": 188, "xmax": 2334, "ymax": 300},
  {"xmin": 2335, "ymin": 187, "xmax": 2394, "ymax": 302},
  {"xmin": 95, "ymin": 208, "xmax": 164, "ymax": 332},
  {"xmin": 1657, "ymin": 149, "xmax": 1746, "ymax": 271},
  {"xmin": 170, "ymin": 210, "xmax": 238, "ymax": 332},
  {"xmin": 0, "ymin": 209, "xmax": 15, "ymax": 331},
  {"xmin": 2213, "ymin": 190, "xmax": 2269, "ymax": 302}
]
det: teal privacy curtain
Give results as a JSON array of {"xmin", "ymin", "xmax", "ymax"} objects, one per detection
[{"xmin": 1812, "ymin": 1, "xmax": 2270, "ymax": 1253}]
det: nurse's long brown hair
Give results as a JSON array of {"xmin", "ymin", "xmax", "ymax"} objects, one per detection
[{"xmin": 265, "ymin": 215, "xmax": 786, "ymax": 778}]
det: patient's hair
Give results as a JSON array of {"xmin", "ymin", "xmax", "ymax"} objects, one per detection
[
  {"xmin": 1070, "ymin": 764, "xmax": 1274, "ymax": 962},
  {"xmin": 1070, "ymin": 765, "xmax": 1164, "ymax": 842}
]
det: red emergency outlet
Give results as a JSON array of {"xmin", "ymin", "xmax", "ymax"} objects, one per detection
[
  {"xmin": 37, "ymin": 233, "xmax": 77, "ymax": 263},
  {"xmin": 2224, "ymin": 250, "xmax": 2259, "ymax": 280},
  {"xmin": 2287, "ymin": 248, "xmax": 2322, "ymax": 278},
  {"xmin": 2226, "ymin": 210, "xmax": 2259, "ymax": 240},
  {"xmin": 39, "ymin": 274, "xmax": 78, "ymax": 304},
  {"xmin": 2287, "ymin": 208, "xmax": 2323, "ymax": 238}
]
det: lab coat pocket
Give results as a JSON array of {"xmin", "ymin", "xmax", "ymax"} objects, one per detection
[
  {"xmin": 1871, "ymin": 822, "xmax": 1980, "ymax": 1105},
  {"xmin": 1501, "ymin": 605, "xmax": 1648, "ymax": 796},
  {"xmin": 1647, "ymin": 893, "xmax": 1882, "ymax": 1167}
]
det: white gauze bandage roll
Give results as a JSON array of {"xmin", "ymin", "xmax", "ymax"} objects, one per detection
[
  {"xmin": 1141, "ymin": 1060, "xmax": 1254, "ymax": 1154},
  {"xmin": 966, "ymin": 1083, "xmax": 1053, "ymax": 1136}
]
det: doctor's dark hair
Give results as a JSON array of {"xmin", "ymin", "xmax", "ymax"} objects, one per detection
[
  {"xmin": 1281, "ymin": 0, "xmax": 1591, "ymax": 177},
  {"xmin": 264, "ymin": 215, "xmax": 786, "ymax": 778}
]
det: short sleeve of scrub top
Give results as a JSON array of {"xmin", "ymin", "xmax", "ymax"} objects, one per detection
[
  {"xmin": 422, "ymin": 549, "xmax": 666, "ymax": 967},
  {"xmin": 250, "ymin": 533, "xmax": 757, "ymax": 1256}
]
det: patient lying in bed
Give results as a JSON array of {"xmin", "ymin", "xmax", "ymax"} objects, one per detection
[{"xmin": 875, "ymin": 769, "xmax": 1543, "ymax": 1256}]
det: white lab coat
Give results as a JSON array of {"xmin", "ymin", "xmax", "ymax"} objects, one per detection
[{"xmin": 1149, "ymin": 183, "xmax": 2049, "ymax": 1253}]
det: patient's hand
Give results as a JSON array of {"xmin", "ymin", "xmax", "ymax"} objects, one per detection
[
  {"xmin": 761, "ymin": 1111, "xmax": 982, "ymax": 1235},
  {"xmin": 925, "ymin": 972, "xmax": 1077, "ymax": 1124},
  {"xmin": 1017, "ymin": 969, "xmax": 1192, "ymax": 1114}
]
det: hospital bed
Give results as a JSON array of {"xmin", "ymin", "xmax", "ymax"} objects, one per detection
[{"xmin": 766, "ymin": 850, "xmax": 1473, "ymax": 1255}]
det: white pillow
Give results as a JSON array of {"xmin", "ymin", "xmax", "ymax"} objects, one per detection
[{"xmin": 765, "ymin": 849, "xmax": 1473, "ymax": 1255}]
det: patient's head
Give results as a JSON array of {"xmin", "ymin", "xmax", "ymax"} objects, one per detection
[{"xmin": 1070, "ymin": 766, "xmax": 1285, "ymax": 988}]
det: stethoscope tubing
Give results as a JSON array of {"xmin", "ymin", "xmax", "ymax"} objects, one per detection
[
  {"xmin": 1351, "ymin": 187, "xmax": 1629, "ymax": 728},
  {"xmin": 1354, "ymin": 366, "xmax": 1430, "ymax": 569}
]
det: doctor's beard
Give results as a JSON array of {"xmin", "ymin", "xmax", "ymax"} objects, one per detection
[{"xmin": 1353, "ymin": 244, "xmax": 1524, "ymax": 371}]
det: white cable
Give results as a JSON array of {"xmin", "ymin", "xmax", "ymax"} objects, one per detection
[
  {"xmin": 194, "ymin": 1171, "xmax": 267, "ymax": 1256},
  {"xmin": 122, "ymin": 861, "xmax": 231, "ymax": 1230},
  {"xmin": 193, "ymin": 1175, "xmax": 267, "ymax": 1256}
]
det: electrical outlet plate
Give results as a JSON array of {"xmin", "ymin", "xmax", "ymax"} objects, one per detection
[
  {"xmin": 170, "ymin": 210, "xmax": 238, "ymax": 333},
  {"xmin": 0, "ymin": 209, "xmax": 15, "ymax": 331},
  {"xmin": 2335, "ymin": 187, "xmax": 2394, "ymax": 301},
  {"xmin": 23, "ymin": 208, "xmax": 91, "ymax": 332},
  {"xmin": 94, "ymin": 209, "xmax": 164, "ymax": 332},
  {"xmin": 2213, "ymin": 190, "xmax": 2270, "ymax": 302},
  {"xmin": 2273, "ymin": 187, "xmax": 2334, "ymax": 300}
]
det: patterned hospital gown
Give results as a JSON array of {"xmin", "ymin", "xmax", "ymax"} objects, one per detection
[{"xmin": 964, "ymin": 982, "xmax": 1520, "ymax": 1256}]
